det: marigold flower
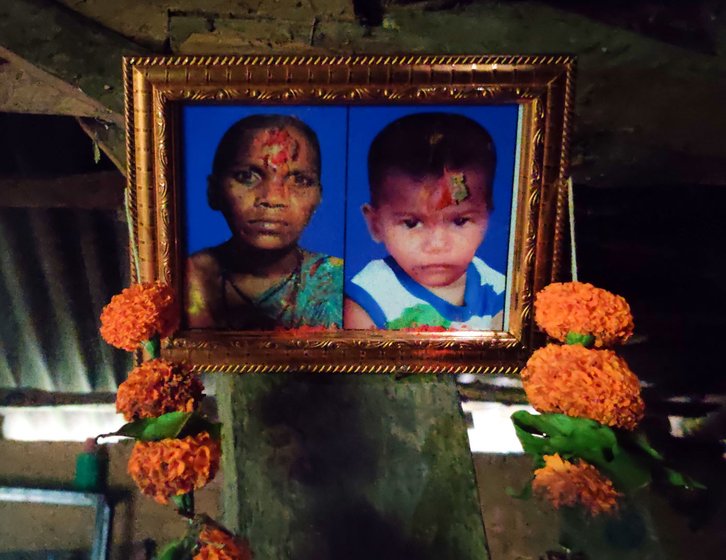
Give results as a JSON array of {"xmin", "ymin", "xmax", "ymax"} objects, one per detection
[
  {"xmin": 100, "ymin": 282, "xmax": 178, "ymax": 351},
  {"xmin": 128, "ymin": 431, "xmax": 220, "ymax": 504},
  {"xmin": 533, "ymin": 453, "xmax": 621, "ymax": 516},
  {"xmin": 195, "ymin": 524, "xmax": 252, "ymax": 560},
  {"xmin": 116, "ymin": 359, "xmax": 204, "ymax": 421},
  {"xmin": 522, "ymin": 344, "xmax": 644, "ymax": 430},
  {"xmin": 534, "ymin": 282, "xmax": 634, "ymax": 347}
]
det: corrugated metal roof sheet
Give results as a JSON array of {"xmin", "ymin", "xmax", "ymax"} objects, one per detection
[{"xmin": 0, "ymin": 207, "xmax": 130, "ymax": 393}]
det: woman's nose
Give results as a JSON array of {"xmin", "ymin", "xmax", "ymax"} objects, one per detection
[{"xmin": 257, "ymin": 176, "xmax": 289, "ymax": 207}]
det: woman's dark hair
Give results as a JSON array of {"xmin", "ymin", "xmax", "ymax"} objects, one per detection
[
  {"xmin": 211, "ymin": 114, "xmax": 322, "ymax": 177},
  {"xmin": 367, "ymin": 112, "xmax": 496, "ymax": 210}
]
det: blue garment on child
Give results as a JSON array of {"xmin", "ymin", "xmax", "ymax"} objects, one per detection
[{"xmin": 346, "ymin": 256, "xmax": 505, "ymax": 329}]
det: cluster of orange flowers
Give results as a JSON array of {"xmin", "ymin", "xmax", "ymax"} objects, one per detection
[
  {"xmin": 99, "ymin": 280, "xmax": 249, "ymax": 556},
  {"xmin": 522, "ymin": 344, "xmax": 644, "ymax": 430},
  {"xmin": 128, "ymin": 431, "xmax": 221, "ymax": 504},
  {"xmin": 115, "ymin": 359, "xmax": 204, "ymax": 421},
  {"xmin": 194, "ymin": 525, "xmax": 253, "ymax": 560},
  {"xmin": 532, "ymin": 454, "xmax": 621, "ymax": 516},
  {"xmin": 521, "ymin": 281, "xmax": 643, "ymax": 516},
  {"xmin": 100, "ymin": 281, "xmax": 178, "ymax": 351},
  {"xmin": 534, "ymin": 282, "xmax": 634, "ymax": 347}
]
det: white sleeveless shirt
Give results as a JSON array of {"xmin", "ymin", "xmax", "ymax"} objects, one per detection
[{"xmin": 346, "ymin": 256, "xmax": 505, "ymax": 329}]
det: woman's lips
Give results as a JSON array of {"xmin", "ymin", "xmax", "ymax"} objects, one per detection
[{"xmin": 248, "ymin": 219, "xmax": 288, "ymax": 233}]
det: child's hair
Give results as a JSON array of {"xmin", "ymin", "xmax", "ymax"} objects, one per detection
[
  {"xmin": 367, "ymin": 112, "xmax": 496, "ymax": 209},
  {"xmin": 211, "ymin": 114, "xmax": 322, "ymax": 178}
]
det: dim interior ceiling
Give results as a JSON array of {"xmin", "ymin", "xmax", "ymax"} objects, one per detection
[{"xmin": 0, "ymin": 113, "xmax": 130, "ymax": 396}]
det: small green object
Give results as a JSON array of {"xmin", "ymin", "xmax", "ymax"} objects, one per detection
[
  {"xmin": 171, "ymin": 492, "xmax": 195, "ymax": 518},
  {"xmin": 92, "ymin": 141, "xmax": 101, "ymax": 164},
  {"xmin": 386, "ymin": 304, "xmax": 451, "ymax": 329},
  {"xmin": 381, "ymin": 16, "xmax": 400, "ymax": 31},
  {"xmin": 511, "ymin": 411, "xmax": 652, "ymax": 491},
  {"xmin": 104, "ymin": 411, "xmax": 222, "ymax": 442},
  {"xmin": 565, "ymin": 331, "xmax": 595, "ymax": 347},
  {"xmin": 74, "ymin": 452, "xmax": 100, "ymax": 491},
  {"xmin": 143, "ymin": 335, "xmax": 161, "ymax": 359}
]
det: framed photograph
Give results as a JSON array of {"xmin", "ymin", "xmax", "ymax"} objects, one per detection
[{"xmin": 125, "ymin": 55, "xmax": 574, "ymax": 374}]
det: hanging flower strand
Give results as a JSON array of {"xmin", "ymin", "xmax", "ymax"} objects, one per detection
[
  {"xmin": 100, "ymin": 281, "xmax": 178, "ymax": 352},
  {"xmin": 522, "ymin": 344, "xmax": 644, "ymax": 431},
  {"xmin": 532, "ymin": 454, "xmax": 621, "ymax": 516},
  {"xmin": 128, "ymin": 431, "xmax": 221, "ymax": 505},
  {"xmin": 511, "ymin": 281, "xmax": 703, "ymax": 519},
  {"xmin": 534, "ymin": 281, "xmax": 634, "ymax": 347},
  {"xmin": 195, "ymin": 521, "xmax": 253, "ymax": 560},
  {"xmin": 116, "ymin": 359, "xmax": 204, "ymax": 421}
]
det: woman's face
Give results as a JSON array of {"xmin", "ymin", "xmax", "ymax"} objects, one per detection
[{"xmin": 211, "ymin": 126, "xmax": 321, "ymax": 251}]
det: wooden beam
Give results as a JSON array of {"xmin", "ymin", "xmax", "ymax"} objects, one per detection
[
  {"xmin": 0, "ymin": 46, "xmax": 122, "ymax": 127},
  {"xmin": 77, "ymin": 117, "xmax": 127, "ymax": 175},
  {"xmin": 0, "ymin": 171, "xmax": 124, "ymax": 210},
  {"xmin": 0, "ymin": 0, "xmax": 146, "ymax": 175},
  {"xmin": 0, "ymin": 59, "xmax": 112, "ymax": 118},
  {"xmin": 0, "ymin": 0, "xmax": 145, "ymax": 122}
]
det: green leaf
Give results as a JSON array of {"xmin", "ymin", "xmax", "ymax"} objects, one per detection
[
  {"xmin": 620, "ymin": 430, "xmax": 664, "ymax": 461},
  {"xmin": 565, "ymin": 331, "xmax": 595, "ymax": 347},
  {"xmin": 104, "ymin": 411, "xmax": 223, "ymax": 443},
  {"xmin": 155, "ymin": 538, "xmax": 192, "ymax": 560},
  {"xmin": 511, "ymin": 411, "xmax": 651, "ymax": 491},
  {"xmin": 663, "ymin": 467, "xmax": 706, "ymax": 490},
  {"xmin": 114, "ymin": 411, "xmax": 195, "ymax": 441},
  {"xmin": 171, "ymin": 492, "xmax": 195, "ymax": 517},
  {"xmin": 206, "ymin": 421, "xmax": 223, "ymax": 441},
  {"xmin": 92, "ymin": 141, "xmax": 101, "ymax": 165},
  {"xmin": 143, "ymin": 336, "xmax": 161, "ymax": 359}
]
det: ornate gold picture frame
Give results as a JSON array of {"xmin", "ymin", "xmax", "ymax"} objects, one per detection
[{"xmin": 125, "ymin": 55, "xmax": 574, "ymax": 374}]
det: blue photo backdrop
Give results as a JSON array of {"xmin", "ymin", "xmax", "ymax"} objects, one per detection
[
  {"xmin": 344, "ymin": 105, "xmax": 519, "ymax": 286},
  {"xmin": 182, "ymin": 104, "xmax": 519, "ymax": 315},
  {"xmin": 182, "ymin": 105, "xmax": 347, "ymax": 259}
]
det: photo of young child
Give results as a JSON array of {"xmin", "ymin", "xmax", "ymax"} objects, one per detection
[{"xmin": 344, "ymin": 110, "xmax": 517, "ymax": 330}]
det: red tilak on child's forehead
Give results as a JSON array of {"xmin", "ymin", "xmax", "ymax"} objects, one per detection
[{"xmin": 425, "ymin": 169, "xmax": 470, "ymax": 211}]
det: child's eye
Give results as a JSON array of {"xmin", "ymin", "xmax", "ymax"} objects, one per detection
[
  {"xmin": 231, "ymin": 169, "xmax": 261, "ymax": 187},
  {"xmin": 402, "ymin": 218, "xmax": 421, "ymax": 229},
  {"xmin": 453, "ymin": 216, "xmax": 471, "ymax": 226}
]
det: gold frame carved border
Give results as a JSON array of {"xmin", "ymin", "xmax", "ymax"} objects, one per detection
[{"xmin": 124, "ymin": 55, "xmax": 575, "ymax": 374}]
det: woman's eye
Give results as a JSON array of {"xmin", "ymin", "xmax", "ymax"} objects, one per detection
[
  {"xmin": 232, "ymin": 169, "xmax": 261, "ymax": 186},
  {"xmin": 453, "ymin": 216, "xmax": 471, "ymax": 226},
  {"xmin": 402, "ymin": 218, "xmax": 421, "ymax": 229},
  {"xmin": 288, "ymin": 172, "xmax": 317, "ymax": 188}
]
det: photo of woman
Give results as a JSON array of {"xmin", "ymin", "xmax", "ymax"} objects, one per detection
[{"xmin": 183, "ymin": 111, "xmax": 345, "ymax": 330}]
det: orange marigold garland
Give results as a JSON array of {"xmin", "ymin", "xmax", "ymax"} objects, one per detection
[
  {"xmin": 532, "ymin": 454, "xmax": 621, "ymax": 516},
  {"xmin": 100, "ymin": 277, "xmax": 251, "ymax": 557},
  {"xmin": 522, "ymin": 344, "xmax": 644, "ymax": 430},
  {"xmin": 116, "ymin": 359, "xmax": 204, "ymax": 421},
  {"xmin": 100, "ymin": 281, "xmax": 178, "ymax": 351},
  {"xmin": 128, "ymin": 431, "xmax": 221, "ymax": 504},
  {"xmin": 195, "ymin": 524, "xmax": 253, "ymax": 560},
  {"xmin": 534, "ymin": 282, "xmax": 634, "ymax": 347}
]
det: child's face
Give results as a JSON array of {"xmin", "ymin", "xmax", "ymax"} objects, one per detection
[
  {"xmin": 211, "ymin": 126, "xmax": 321, "ymax": 251},
  {"xmin": 364, "ymin": 167, "xmax": 490, "ymax": 289}
]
